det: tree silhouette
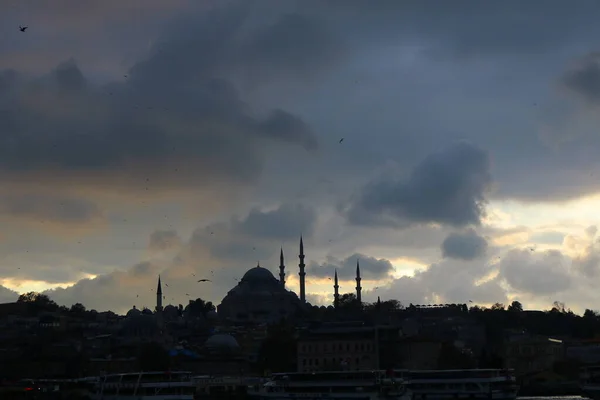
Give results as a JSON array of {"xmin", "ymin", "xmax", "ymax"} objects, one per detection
[
  {"xmin": 17, "ymin": 292, "xmax": 58, "ymax": 312},
  {"xmin": 507, "ymin": 300, "xmax": 523, "ymax": 313},
  {"xmin": 186, "ymin": 298, "xmax": 216, "ymax": 318},
  {"xmin": 70, "ymin": 303, "xmax": 86, "ymax": 315},
  {"xmin": 337, "ymin": 293, "xmax": 361, "ymax": 310}
]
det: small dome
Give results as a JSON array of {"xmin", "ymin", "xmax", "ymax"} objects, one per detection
[
  {"xmin": 141, "ymin": 308, "xmax": 153, "ymax": 315},
  {"xmin": 204, "ymin": 334, "xmax": 239, "ymax": 350},
  {"xmin": 126, "ymin": 306, "xmax": 141, "ymax": 317},
  {"xmin": 241, "ymin": 265, "xmax": 276, "ymax": 283}
]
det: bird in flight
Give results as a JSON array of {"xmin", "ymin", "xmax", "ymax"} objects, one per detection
[
  {"xmin": 197, "ymin": 279, "xmax": 211, "ymax": 282},
  {"xmin": 19, "ymin": 26, "xmax": 28, "ymax": 32},
  {"xmin": 339, "ymin": 138, "xmax": 344, "ymax": 143}
]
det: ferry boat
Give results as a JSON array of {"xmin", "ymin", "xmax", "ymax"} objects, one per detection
[
  {"xmin": 247, "ymin": 370, "xmax": 409, "ymax": 400},
  {"xmin": 402, "ymin": 369, "xmax": 519, "ymax": 400},
  {"xmin": 90, "ymin": 371, "xmax": 196, "ymax": 400},
  {"xmin": 581, "ymin": 365, "xmax": 600, "ymax": 400}
]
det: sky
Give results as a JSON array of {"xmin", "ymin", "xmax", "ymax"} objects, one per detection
[{"xmin": 1, "ymin": 0, "xmax": 600, "ymax": 314}]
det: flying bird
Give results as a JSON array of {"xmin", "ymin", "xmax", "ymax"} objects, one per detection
[
  {"xmin": 19, "ymin": 26, "xmax": 28, "ymax": 32},
  {"xmin": 197, "ymin": 279, "xmax": 211, "ymax": 282},
  {"xmin": 339, "ymin": 138, "xmax": 344, "ymax": 143}
]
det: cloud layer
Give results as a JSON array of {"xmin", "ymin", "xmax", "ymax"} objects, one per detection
[{"xmin": 1, "ymin": 1, "xmax": 600, "ymax": 314}]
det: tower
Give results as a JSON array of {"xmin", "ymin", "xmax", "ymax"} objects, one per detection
[
  {"xmin": 298, "ymin": 236, "xmax": 306, "ymax": 303},
  {"xmin": 355, "ymin": 259, "xmax": 362, "ymax": 303},
  {"xmin": 334, "ymin": 269, "xmax": 340, "ymax": 308},
  {"xmin": 156, "ymin": 275, "xmax": 163, "ymax": 312},
  {"xmin": 279, "ymin": 247, "xmax": 286, "ymax": 287}
]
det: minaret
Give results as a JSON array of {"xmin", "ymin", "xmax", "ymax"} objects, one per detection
[
  {"xmin": 156, "ymin": 275, "xmax": 163, "ymax": 312},
  {"xmin": 355, "ymin": 259, "xmax": 362, "ymax": 303},
  {"xmin": 334, "ymin": 269, "xmax": 340, "ymax": 308},
  {"xmin": 298, "ymin": 236, "xmax": 306, "ymax": 303},
  {"xmin": 279, "ymin": 247, "xmax": 286, "ymax": 287}
]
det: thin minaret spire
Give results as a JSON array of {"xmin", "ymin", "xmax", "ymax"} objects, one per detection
[
  {"xmin": 334, "ymin": 269, "xmax": 340, "ymax": 308},
  {"xmin": 279, "ymin": 247, "xmax": 286, "ymax": 287},
  {"xmin": 355, "ymin": 259, "xmax": 362, "ymax": 303},
  {"xmin": 298, "ymin": 236, "xmax": 306, "ymax": 303},
  {"xmin": 156, "ymin": 275, "xmax": 163, "ymax": 312}
]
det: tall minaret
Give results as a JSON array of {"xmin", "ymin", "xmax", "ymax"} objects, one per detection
[
  {"xmin": 355, "ymin": 259, "xmax": 362, "ymax": 303},
  {"xmin": 279, "ymin": 247, "xmax": 286, "ymax": 287},
  {"xmin": 333, "ymin": 269, "xmax": 340, "ymax": 308},
  {"xmin": 156, "ymin": 275, "xmax": 163, "ymax": 312},
  {"xmin": 298, "ymin": 236, "xmax": 306, "ymax": 303}
]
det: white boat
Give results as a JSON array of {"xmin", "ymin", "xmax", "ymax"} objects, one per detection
[
  {"xmin": 402, "ymin": 369, "xmax": 519, "ymax": 400},
  {"xmin": 247, "ymin": 370, "xmax": 410, "ymax": 400},
  {"xmin": 89, "ymin": 371, "xmax": 196, "ymax": 400}
]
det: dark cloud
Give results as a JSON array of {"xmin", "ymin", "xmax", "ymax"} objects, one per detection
[
  {"xmin": 498, "ymin": 249, "xmax": 571, "ymax": 295},
  {"xmin": 442, "ymin": 229, "xmax": 488, "ymax": 260},
  {"xmin": 561, "ymin": 52, "xmax": 600, "ymax": 106},
  {"xmin": 343, "ymin": 142, "xmax": 492, "ymax": 228},
  {"xmin": 0, "ymin": 2, "xmax": 321, "ymax": 200},
  {"xmin": 7, "ymin": 0, "xmax": 600, "ymax": 315},
  {"xmin": 307, "ymin": 253, "xmax": 394, "ymax": 280},
  {"xmin": 148, "ymin": 230, "xmax": 182, "ymax": 252},
  {"xmin": 0, "ymin": 193, "xmax": 103, "ymax": 225},
  {"xmin": 233, "ymin": 204, "xmax": 317, "ymax": 240}
]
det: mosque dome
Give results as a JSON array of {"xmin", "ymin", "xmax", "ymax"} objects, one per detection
[
  {"xmin": 141, "ymin": 308, "xmax": 154, "ymax": 315},
  {"xmin": 204, "ymin": 333, "xmax": 239, "ymax": 350},
  {"xmin": 241, "ymin": 265, "xmax": 277, "ymax": 284},
  {"xmin": 217, "ymin": 250, "xmax": 305, "ymax": 323},
  {"xmin": 126, "ymin": 306, "xmax": 142, "ymax": 318}
]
